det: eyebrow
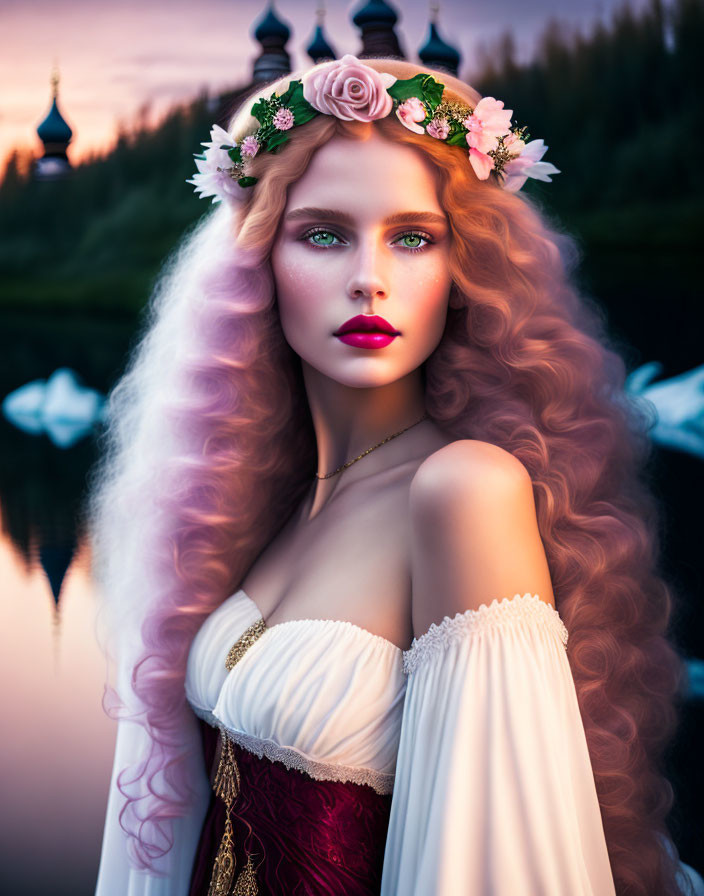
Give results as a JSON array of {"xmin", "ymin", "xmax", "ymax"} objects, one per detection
[{"xmin": 284, "ymin": 207, "xmax": 448, "ymax": 227}]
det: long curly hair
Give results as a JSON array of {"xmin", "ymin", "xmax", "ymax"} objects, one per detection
[{"xmin": 87, "ymin": 58, "xmax": 689, "ymax": 894}]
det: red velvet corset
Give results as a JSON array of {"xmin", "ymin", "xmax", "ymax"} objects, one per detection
[{"xmin": 188, "ymin": 718, "xmax": 392, "ymax": 896}]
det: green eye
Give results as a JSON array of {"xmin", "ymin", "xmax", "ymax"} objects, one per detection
[
  {"xmin": 309, "ymin": 230, "xmax": 337, "ymax": 246},
  {"xmin": 394, "ymin": 232, "xmax": 432, "ymax": 251},
  {"xmin": 302, "ymin": 228, "xmax": 432, "ymax": 251}
]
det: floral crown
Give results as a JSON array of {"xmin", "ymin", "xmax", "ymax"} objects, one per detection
[{"xmin": 188, "ymin": 54, "xmax": 560, "ymax": 203}]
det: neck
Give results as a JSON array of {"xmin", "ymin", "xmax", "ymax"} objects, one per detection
[{"xmin": 300, "ymin": 360, "xmax": 428, "ymax": 519}]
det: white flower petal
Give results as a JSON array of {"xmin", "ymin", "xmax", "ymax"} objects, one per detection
[
  {"xmin": 525, "ymin": 160, "xmax": 561, "ymax": 183},
  {"xmin": 210, "ymin": 124, "xmax": 235, "ymax": 146},
  {"xmin": 521, "ymin": 139, "xmax": 548, "ymax": 162},
  {"xmin": 501, "ymin": 173, "xmax": 528, "ymax": 193}
]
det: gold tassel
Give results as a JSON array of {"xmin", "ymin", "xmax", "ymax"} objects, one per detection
[
  {"xmin": 208, "ymin": 814, "xmax": 236, "ymax": 896},
  {"xmin": 207, "ymin": 730, "xmax": 241, "ymax": 896},
  {"xmin": 207, "ymin": 624, "xmax": 264, "ymax": 896},
  {"xmin": 232, "ymin": 853, "xmax": 258, "ymax": 895}
]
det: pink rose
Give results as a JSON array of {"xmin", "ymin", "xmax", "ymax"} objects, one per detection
[
  {"xmin": 468, "ymin": 147, "xmax": 495, "ymax": 180},
  {"xmin": 396, "ymin": 97, "xmax": 427, "ymax": 134},
  {"xmin": 426, "ymin": 117, "xmax": 450, "ymax": 140},
  {"xmin": 301, "ymin": 53, "xmax": 397, "ymax": 121},
  {"xmin": 464, "ymin": 96, "xmax": 513, "ymax": 155}
]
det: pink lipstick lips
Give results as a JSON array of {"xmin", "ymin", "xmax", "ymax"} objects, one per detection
[{"xmin": 334, "ymin": 314, "xmax": 400, "ymax": 349}]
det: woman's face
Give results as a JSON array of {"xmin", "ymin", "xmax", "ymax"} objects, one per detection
[{"xmin": 270, "ymin": 132, "xmax": 452, "ymax": 389}]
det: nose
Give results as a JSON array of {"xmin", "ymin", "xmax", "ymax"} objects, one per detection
[{"xmin": 346, "ymin": 240, "xmax": 389, "ymax": 307}]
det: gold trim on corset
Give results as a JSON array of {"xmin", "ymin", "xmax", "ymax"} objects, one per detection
[
  {"xmin": 208, "ymin": 619, "xmax": 267, "ymax": 896},
  {"xmin": 208, "ymin": 731, "xmax": 240, "ymax": 896},
  {"xmin": 225, "ymin": 619, "xmax": 267, "ymax": 671}
]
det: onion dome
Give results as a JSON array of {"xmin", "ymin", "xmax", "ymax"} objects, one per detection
[
  {"xmin": 37, "ymin": 70, "xmax": 72, "ymax": 146},
  {"xmin": 351, "ymin": 0, "xmax": 405, "ymax": 58},
  {"xmin": 352, "ymin": 0, "xmax": 398, "ymax": 28},
  {"xmin": 418, "ymin": 21, "xmax": 461, "ymax": 76},
  {"xmin": 254, "ymin": 3, "xmax": 291, "ymax": 43},
  {"xmin": 307, "ymin": 25, "xmax": 336, "ymax": 62},
  {"xmin": 306, "ymin": 4, "xmax": 336, "ymax": 63},
  {"xmin": 252, "ymin": 3, "xmax": 292, "ymax": 83},
  {"xmin": 35, "ymin": 68, "xmax": 73, "ymax": 180},
  {"xmin": 37, "ymin": 98, "xmax": 72, "ymax": 146}
]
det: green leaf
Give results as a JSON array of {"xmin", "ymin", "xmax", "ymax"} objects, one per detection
[
  {"xmin": 276, "ymin": 79, "xmax": 303, "ymax": 106},
  {"xmin": 421, "ymin": 77, "xmax": 444, "ymax": 108},
  {"xmin": 238, "ymin": 176, "xmax": 257, "ymax": 187},
  {"xmin": 257, "ymin": 124, "xmax": 275, "ymax": 143},
  {"xmin": 228, "ymin": 146, "xmax": 243, "ymax": 163},
  {"xmin": 446, "ymin": 131, "xmax": 468, "ymax": 147},
  {"xmin": 289, "ymin": 103, "xmax": 318, "ymax": 127},
  {"xmin": 288, "ymin": 83, "xmax": 318, "ymax": 124},
  {"xmin": 387, "ymin": 73, "xmax": 445, "ymax": 107},
  {"xmin": 265, "ymin": 131, "xmax": 289, "ymax": 151},
  {"xmin": 250, "ymin": 97, "xmax": 269, "ymax": 125}
]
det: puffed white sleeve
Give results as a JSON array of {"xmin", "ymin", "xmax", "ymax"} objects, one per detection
[
  {"xmin": 380, "ymin": 592, "xmax": 617, "ymax": 896},
  {"xmin": 94, "ymin": 652, "xmax": 211, "ymax": 895}
]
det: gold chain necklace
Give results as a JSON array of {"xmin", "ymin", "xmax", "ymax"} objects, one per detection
[{"xmin": 315, "ymin": 412, "xmax": 429, "ymax": 480}]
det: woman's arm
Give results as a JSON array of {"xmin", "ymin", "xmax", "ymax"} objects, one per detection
[{"xmin": 380, "ymin": 440, "xmax": 617, "ymax": 894}]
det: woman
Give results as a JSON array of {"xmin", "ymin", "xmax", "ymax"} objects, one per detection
[{"xmin": 91, "ymin": 56, "xmax": 702, "ymax": 895}]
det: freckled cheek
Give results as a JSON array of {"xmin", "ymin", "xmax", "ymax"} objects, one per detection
[
  {"xmin": 398, "ymin": 263, "xmax": 451, "ymax": 331},
  {"xmin": 274, "ymin": 257, "xmax": 335, "ymax": 338}
]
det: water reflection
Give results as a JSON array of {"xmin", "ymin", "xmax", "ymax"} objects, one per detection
[
  {"xmin": 2, "ymin": 367, "xmax": 106, "ymax": 449},
  {"xmin": 0, "ymin": 400, "xmax": 96, "ymax": 606},
  {"xmin": 0, "ymin": 310, "xmax": 130, "ymax": 894},
  {"xmin": 0, "ymin": 534, "xmax": 115, "ymax": 896}
]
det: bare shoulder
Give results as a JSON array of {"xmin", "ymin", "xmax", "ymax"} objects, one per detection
[
  {"xmin": 408, "ymin": 440, "xmax": 555, "ymax": 638},
  {"xmin": 409, "ymin": 439, "xmax": 531, "ymax": 508}
]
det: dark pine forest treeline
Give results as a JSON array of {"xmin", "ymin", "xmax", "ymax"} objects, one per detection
[
  {"xmin": 0, "ymin": 0, "xmax": 702, "ymax": 312},
  {"xmin": 474, "ymin": 0, "xmax": 703, "ymax": 240}
]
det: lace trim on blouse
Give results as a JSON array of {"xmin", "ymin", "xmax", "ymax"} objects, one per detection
[
  {"xmin": 188, "ymin": 702, "xmax": 395, "ymax": 795},
  {"xmin": 402, "ymin": 592, "xmax": 569, "ymax": 676}
]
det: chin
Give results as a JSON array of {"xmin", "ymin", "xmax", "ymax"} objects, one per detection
[{"xmin": 322, "ymin": 360, "xmax": 418, "ymax": 390}]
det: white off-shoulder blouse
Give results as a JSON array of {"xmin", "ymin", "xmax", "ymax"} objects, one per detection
[{"xmin": 95, "ymin": 589, "xmax": 704, "ymax": 896}]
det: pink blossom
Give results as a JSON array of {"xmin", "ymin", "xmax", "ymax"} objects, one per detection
[
  {"xmin": 503, "ymin": 132, "xmax": 526, "ymax": 155},
  {"xmin": 464, "ymin": 96, "xmax": 513, "ymax": 155},
  {"xmin": 272, "ymin": 107, "xmax": 295, "ymax": 130},
  {"xmin": 426, "ymin": 117, "xmax": 450, "ymax": 140},
  {"xmin": 395, "ymin": 97, "xmax": 427, "ymax": 134},
  {"xmin": 468, "ymin": 147, "xmax": 495, "ymax": 180},
  {"xmin": 474, "ymin": 96, "xmax": 513, "ymax": 135},
  {"xmin": 241, "ymin": 135, "xmax": 260, "ymax": 158},
  {"xmin": 301, "ymin": 53, "xmax": 397, "ymax": 121},
  {"xmin": 502, "ymin": 139, "xmax": 561, "ymax": 192}
]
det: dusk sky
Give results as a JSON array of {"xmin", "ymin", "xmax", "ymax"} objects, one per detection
[{"xmin": 3, "ymin": 0, "xmax": 651, "ymax": 171}]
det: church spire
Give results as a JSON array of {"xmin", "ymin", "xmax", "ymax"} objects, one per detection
[
  {"xmin": 35, "ymin": 64, "xmax": 74, "ymax": 180},
  {"xmin": 306, "ymin": 1, "xmax": 337, "ymax": 63},
  {"xmin": 418, "ymin": 2, "xmax": 461, "ymax": 76},
  {"xmin": 351, "ymin": 0, "xmax": 405, "ymax": 59},
  {"xmin": 251, "ymin": 2, "xmax": 292, "ymax": 83}
]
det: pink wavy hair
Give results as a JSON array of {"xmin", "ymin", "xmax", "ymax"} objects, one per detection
[{"xmin": 87, "ymin": 59, "xmax": 689, "ymax": 893}]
